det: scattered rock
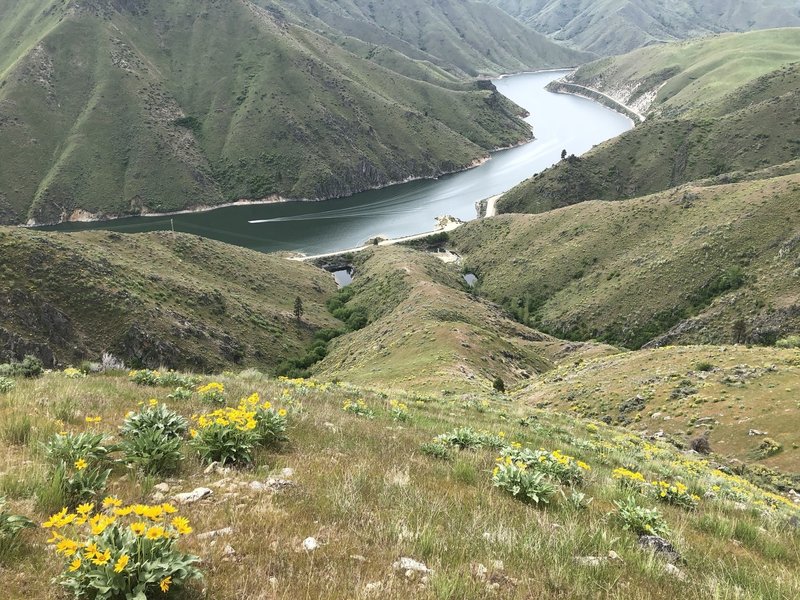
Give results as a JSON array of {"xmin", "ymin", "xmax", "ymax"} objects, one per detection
[
  {"xmin": 302, "ymin": 537, "xmax": 320, "ymax": 551},
  {"xmin": 222, "ymin": 544, "xmax": 237, "ymax": 560},
  {"xmin": 280, "ymin": 467, "xmax": 295, "ymax": 478},
  {"xmin": 173, "ymin": 487, "xmax": 212, "ymax": 505},
  {"xmin": 350, "ymin": 555, "xmax": 367, "ymax": 562},
  {"xmin": 574, "ymin": 556, "xmax": 605, "ymax": 567},
  {"xmin": 749, "ymin": 429, "xmax": 768, "ymax": 436},
  {"xmin": 197, "ymin": 527, "xmax": 233, "ymax": 540},
  {"xmin": 607, "ymin": 550, "xmax": 622, "ymax": 562},
  {"xmin": 393, "ymin": 557, "xmax": 432, "ymax": 576},
  {"xmin": 150, "ymin": 492, "xmax": 166, "ymax": 502},
  {"xmin": 204, "ymin": 461, "xmax": 231, "ymax": 475},
  {"xmin": 364, "ymin": 582, "xmax": 383, "ymax": 594},
  {"xmin": 637, "ymin": 535, "xmax": 681, "ymax": 563},
  {"xmin": 664, "ymin": 563, "xmax": 687, "ymax": 581},
  {"xmin": 153, "ymin": 482, "xmax": 170, "ymax": 493}
]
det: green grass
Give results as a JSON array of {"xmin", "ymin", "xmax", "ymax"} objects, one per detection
[
  {"xmin": 486, "ymin": 0, "xmax": 800, "ymax": 55},
  {"xmin": 0, "ymin": 227, "xmax": 340, "ymax": 372},
  {"xmin": 2, "ymin": 370, "xmax": 800, "ymax": 598}
]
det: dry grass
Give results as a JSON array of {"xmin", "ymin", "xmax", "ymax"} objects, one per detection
[{"xmin": 0, "ymin": 370, "xmax": 799, "ymax": 599}]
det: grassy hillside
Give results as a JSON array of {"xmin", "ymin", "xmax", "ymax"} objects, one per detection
[
  {"xmin": 499, "ymin": 30, "xmax": 800, "ymax": 214},
  {"xmin": 0, "ymin": 228, "xmax": 339, "ymax": 371},
  {"xmin": 275, "ymin": 0, "xmax": 588, "ymax": 77},
  {"xmin": 453, "ymin": 174, "xmax": 800, "ymax": 349},
  {"xmin": 486, "ymin": 0, "xmax": 800, "ymax": 55},
  {"xmin": 313, "ymin": 245, "xmax": 615, "ymax": 392},
  {"xmin": 2, "ymin": 369, "xmax": 800, "ymax": 599},
  {"xmin": 523, "ymin": 345, "xmax": 800, "ymax": 474},
  {"xmin": 0, "ymin": 0, "xmax": 585, "ymax": 226}
]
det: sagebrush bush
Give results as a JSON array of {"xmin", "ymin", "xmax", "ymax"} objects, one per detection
[
  {"xmin": 0, "ymin": 355, "xmax": 44, "ymax": 379},
  {"xmin": 0, "ymin": 376, "xmax": 14, "ymax": 393}
]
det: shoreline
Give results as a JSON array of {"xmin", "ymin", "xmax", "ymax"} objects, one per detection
[{"xmin": 545, "ymin": 79, "xmax": 644, "ymax": 124}]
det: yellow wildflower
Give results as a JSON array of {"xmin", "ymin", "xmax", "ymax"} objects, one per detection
[
  {"xmin": 74, "ymin": 458, "xmax": 88, "ymax": 471},
  {"xmin": 114, "ymin": 554, "xmax": 130, "ymax": 573},
  {"xmin": 278, "ymin": 408, "xmax": 287, "ymax": 417},
  {"xmin": 76, "ymin": 502, "xmax": 94, "ymax": 516},
  {"xmin": 130, "ymin": 522, "xmax": 147, "ymax": 536},
  {"xmin": 146, "ymin": 526, "xmax": 166, "ymax": 540},
  {"xmin": 160, "ymin": 576, "xmax": 172, "ymax": 593},
  {"xmin": 171, "ymin": 516, "xmax": 192, "ymax": 535},
  {"xmin": 102, "ymin": 496, "xmax": 123, "ymax": 509},
  {"xmin": 69, "ymin": 557, "xmax": 82, "ymax": 572},
  {"xmin": 92, "ymin": 548, "xmax": 111, "ymax": 566}
]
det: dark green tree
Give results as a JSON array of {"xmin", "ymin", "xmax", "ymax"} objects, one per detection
[{"xmin": 293, "ymin": 296, "xmax": 304, "ymax": 322}]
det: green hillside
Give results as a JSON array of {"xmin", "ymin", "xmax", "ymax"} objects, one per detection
[
  {"xmin": 313, "ymin": 245, "xmax": 615, "ymax": 392},
  {"xmin": 0, "ymin": 227, "xmax": 339, "ymax": 371},
  {"xmin": 499, "ymin": 30, "xmax": 800, "ymax": 214},
  {"xmin": 454, "ymin": 174, "xmax": 800, "ymax": 349},
  {"xmin": 0, "ymin": 0, "xmax": 584, "ymax": 226},
  {"xmin": 486, "ymin": 0, "xmax": 800, "ymax": 55}
]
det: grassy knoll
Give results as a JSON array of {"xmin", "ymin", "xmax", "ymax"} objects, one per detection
[
  {"xmin": 486, "ymin": 0, "xmax": 800, "ymax": 55},
  {"xmin": 1, "ymin": 369, "xmax": 799, "ymax": 598},
  {"xmin": 453, "ymin": 174, "xmax": 800, "ymax": 349},
  {"xmin": 314, "ymin": 245, "xmax": 615, "ymax": 392},
  {"xmin": 0, "ymin": 228, "xmax": 339, "ymax": 371},
  {"xmin": 499, "ymin": 30, "xmax": 800, "ymax": 214}
]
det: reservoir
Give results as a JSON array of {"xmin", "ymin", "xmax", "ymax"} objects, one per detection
[{"xmin": 47, "ymin": 71, "xmax": 633, "ymax": 255}]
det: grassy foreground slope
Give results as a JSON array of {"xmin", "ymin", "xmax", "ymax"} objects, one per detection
[
  {"xmin": 0, "ymin": 228, "xmax": 339, "ymax": 370},
  {"xmin": 486, "ymin": 0, "xmax": 800, "ymax": 55},
  {"xmin": 453, "ymin": 174, "xmax": 800, "ymax": 349},
  {"xmin": 0, "ymin": 0, "xmax": 579, "ymax": 225},
  {"xmin": 499, "ymin": 30, "xmax": 800, "ymax": 214},
  {"xmin": 314, "ymin": 246, "xmax": 615, "ymax": 392},
  {"xmin": 2, "ymin": 371, "xmax": 800, "ymax": 599}
]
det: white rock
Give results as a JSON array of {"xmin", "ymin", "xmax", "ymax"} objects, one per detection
[
  {"xmin": 153, "ymin": 482, "xmax": 170, "ymax": 493},
  {"xmin": 197, "ymin": 527, "xmax": 233, "ymax": 540},
  {"xmin": 222, "ymin": 544, "xmax": 236, "ymax": 557},
  {"xmin": 665, "ymin": 563, "xmax": 686, "ymax": 581},
  {"xmin": 364, "ymin": 582, "xmax": 383, "ymax": 593},
  {"xmin": 350, "ymin": 554, "xmax": 367, "ymax": 562},
  {"xmin": 280, "ymin": 467, "xmax": 295, "ymax": 478},
  {"xmin": 151, "ymin": 492, "xmax": 166, "ymax": 502},
  {"xmin": 574, "ymin": 556, "xmax": 605, "ymax": 567},
  {"xmin": 393, "ymin": 557, "xmax": 431, "ymax": 574},
  {"xmin": 302, "ymin": 537, "xmax": 320, "ymax": 551},
  {"xmin": 173, "ymin": 487, "xmax": 212, "ymax": 504},
  {"xmin": 607, "ymin": 550, "xmax": 622, "ymax": 562}
]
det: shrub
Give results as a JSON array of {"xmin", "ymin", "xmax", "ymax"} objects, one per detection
[
  {"xmin": 501, "ymin": 446, "xmax": 591, "ymax": 485},
  {"xmin": 190, "ymin": 406, "xmax": 258, "ymax": 466},
  {"xmin": 389, "ymin": 399, "xmax": 411, "ymax": 422},
  {"xmin": 158, "ymin": 371, "xmax": 197, "ymax": 389},
  {"xmin": 651, "ymin": 480, "xmax": 699, "ymax": 509},
  {"xmin": 121, "ymin": 430, "xmax": 182, "ymax": 476},
  {"xmin": 0, "ymin": 497, "xmax": 34, "ymax": 562},
  {"xmin": 694, "ymin": 361, "xmax": 714, "ymax": 372},
  {"xmin": 420, "ymin": 442, "xmax": 452, "ymax": 460},
  {"xmin": 120, "ymin": 403, "xmax": 188, "ymax": 440},
  {"xmin": 492, "ymin": 459, "xmax": 555, "ymax": 505},
  {"xmin": 0, "ymin": 376, "xmax": 15, "ymax": 393},
  {"xmin": 756, "ymin": 437, "xmax": 783, "ymax": 458},
  {"xmin": 612, "ymin": 467, "xmax": 647, "ymax": 489},
  {"xmin": 44, "ymin": 432, "xmax": 115, "ymax": 466},
  {"xmin": 775, "ymin": 335, "xmax": 800, "ymax": 349},
  {"xmin": 0, "ymin": 355, "xmax": 44, "ymax": 379},
  {"xmin": 167, "ymin": 387, "xmax": 193, "ymax": 401},
  {"xmin": 129, "ymin": 369, "xmax": 161, "ymax": 386},
  {"xmin": 615, "ymin": 497, "xmax": 670, "ymax": 537},
  {"xmin": 492, "ymin": 376, "xmax": 505, "ymax": 393},
  {"xmin": 342, "ymin": 398, "xmax": 374, "ymax": 418},
  {"xmin": 197, "ymin": 381, "xmax": 225, "ymax": 404},
  {"xmin": 42, "ymin": 499, "xmax": 202, "ymax": 598}
]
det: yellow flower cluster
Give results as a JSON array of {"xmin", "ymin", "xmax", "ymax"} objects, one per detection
[
  {"xmin": 612, "ymin": 467, "xmax": 646, "ymax": 484},
  {"xmin": 389, "ymin": 399, "xmax": 408, "ymax": 411},
  {"xmin": 63, "ymin": 367, "xmax": 85, "ymax": 379},
  {"xmin": 43, "ymin": 499, "xmax": 192, "ymax": 556},
  {"xmin": 197, "ymin": 381, "xmax": 224, "ymax": 395}
]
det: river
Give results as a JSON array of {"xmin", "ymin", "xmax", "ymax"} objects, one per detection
[{"xmin": 47, "ymin": 71, "xmax": 633, "ymax": 255}]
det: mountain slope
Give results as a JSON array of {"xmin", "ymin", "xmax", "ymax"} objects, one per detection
[
  {"xmin": 486, "ymin": 0, "xmax": 800, "ymax": 55},
  {"xmin": 0, "ymin": 0, "xmax": 582, "ymax": 226},
  {"xmin": 499, "ymin": 30, "xmax": 800, "ymax": 215},
  {"xmin": 313, "ymin": 245, "xmax": 615, "ymax": 392},
  {"xmin": 453, "ymin": 174, "xmax": 800, "ymax": 349},
  {"xmin": 0, "ymin": 227, "xmax": 339, "ymax": 370}
]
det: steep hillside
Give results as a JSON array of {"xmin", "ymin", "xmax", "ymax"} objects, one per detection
[
  {"xmin": 453, "ymin": 174, "xmax": 800, "ymax": 349},
  {"xmin": 0, "ymin": 227, "xmax": 339, "ymax": 370},
  {"xmin": 276, "ymin": 0, "xmax": 588, "ymax": 77},
  {"xmin": 313, "ymin": 245, "xmax": 615, "ymax": 392},
  {"xmin": 522, "ymin": 345, "xmax": 800, "ymax": 474},
  {"xmin": 0, "ymin": 0, "xmax": 583, "ymax": 226},
  {"xmin": 486, "ymin": 0, "xmax": 800, "ymax": 55},
  {"xmin": 499, "ymin": 30, "xmax": 800, "ymax": 214}
]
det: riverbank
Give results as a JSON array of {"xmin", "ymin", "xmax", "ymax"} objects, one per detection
[{"xmin": 545, "ymin": 80, "xmax": 644, "ymax": 124}]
